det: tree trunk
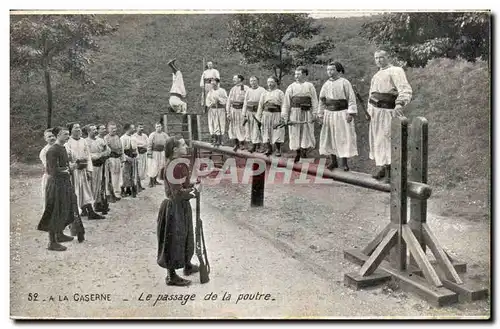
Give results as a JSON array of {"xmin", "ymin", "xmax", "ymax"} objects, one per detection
[{"xmin": 44, "ymin": 63, "xmax": 53, "ymax": 128}]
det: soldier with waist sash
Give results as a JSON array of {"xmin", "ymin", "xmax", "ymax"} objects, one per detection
[
  {"xmin": 132, "ymin": 123, "xmax": 148, "ymax": 191},
  {"xmin": 66, "ymin": 122, "xmax": 105, "ymax": 220},
  {"xmin": 121, "ymin": 124, "xmax": 139, "ymax": 198},
  {"xmin": 367, "ymin": 50, "xmax": 412, "ymax": 182},
  {"xmin": 282, "ymin": 66, "xmax": 319, "ymax": 163},
  {"xmin": 200, "ymin": 61, "xmax": 220, "ymax": 107},
  {"xmin": 256, "ymin": 76, "xmax": 286, "ymax": 157},
  {"xmin": 104, "ymin": 122, "xmax": 124, "ymax": 202},
  {"xmin": 318, "ymin": 62, "xmax": 359, "ymax": 171},
  {"xmin": 206, "ymin": 78, "xmax": 228, "ymax": 146},
  {"xmin": 86, "ymin": 124, "xmax": 111, "ymax": 215},
  {"xmin": 242, "ymin": 76, "xmax": 266, "ymax": 153},
  {"xmin": 227, "ymin": 75, "xmax": 249, "ymax": 151},
  {"xmin": 147, "ymin": 122, "xmax": 169, "ymax": 187}
]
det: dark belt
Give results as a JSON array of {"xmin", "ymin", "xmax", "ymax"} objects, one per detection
[
  {"xmin": 369, "ymin": 92, "xmax": 397, "ymax": 109},
  {"xmin": 152, "ymin": 145, "xmax": 165, "ymax": 152},
  {"xmin": 92, "ymin": 157, "xmax": 107, "ymax": 167},
  {"xmin": 209, "ymin": 103, "xmax": 224, "ymax": 109},
  {"xmin": 291, "ymin": 96, "xmax": 312, "ymax": 110},
  {"xmin": 75, "ymin": 160, "xmax": 88, "ymax": 170},
  {"xmin": 246, "ymin": 104, "xmax": 258, "ymax": 112},
  {"xmin": 323, "ymin": 99, "xmax": 348, "ymax": 111},
  {"xmin": 263, "ymin": 104, "xmax": 281, "ymax": 113},
  {"xmin": 110, "ymin": 151, "xmax": 122, "ymax": 158},
  {"xmin": 124, "ymin": 149, "xmax": 137, "ymax": 158},
  {"xmin": 137, "ymin": 146, "xmax": 147, "ymax": 154},
  {"xmin": 231, "ymin": 102, "xmax": 244, "ymax": 109}
]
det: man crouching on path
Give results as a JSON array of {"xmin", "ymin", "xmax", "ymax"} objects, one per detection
[{"xmin": 157, "ymin": 136, "xmax": 200, "ymax": 286}]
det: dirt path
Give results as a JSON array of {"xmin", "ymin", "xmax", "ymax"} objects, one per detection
[{"xmin": 10, "ymin": 168, "xmax": 490, "ymax": 319}]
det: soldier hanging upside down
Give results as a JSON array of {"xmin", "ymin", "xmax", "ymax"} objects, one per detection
[{"xmin": 168, "ymin": 59, "xmax": 187, "ymax": 115}]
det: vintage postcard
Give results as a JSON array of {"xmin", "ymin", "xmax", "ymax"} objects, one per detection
[{"xmin": 9, "ymin": 9, "xmax": 491, "ymax": 319}]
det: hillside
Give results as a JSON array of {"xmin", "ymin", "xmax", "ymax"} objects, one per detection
[{"xmin": 10, "ymin": 14, "xmax": 490, "ymax": 220}]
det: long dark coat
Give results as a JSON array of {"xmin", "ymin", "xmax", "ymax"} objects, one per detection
[{"xmin": 156, "ymin": 161, "xmax": 195, "ymax": 270}]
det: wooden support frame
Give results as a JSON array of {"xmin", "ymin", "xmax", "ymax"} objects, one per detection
[
  {"xmin": 343, "ymin": 116, "xmax": 488, "ymax": 307},
  {"xmin": 190, "ymin": 114, "xmax": 488, "ymax": 307}
]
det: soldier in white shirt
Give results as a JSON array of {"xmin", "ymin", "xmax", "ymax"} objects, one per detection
[
  {"xmin": 242, "ymin": 76, "xmax": 266, "ymax": 153},
  {"xmin": 168, "ymin": 59, "xmax": 187, "ymax": 115},
  {"xmin": 39, "ymin": 128, "xmax": 56, "ymax": 206},
  {"xmin": 132, "ymin": 123, "xmax": 148, "ymax": 191},
  {"xmin": 200, "ymin": 61, "xmax": 220, "ymax": 107},
  {"xmin": 227, "ymin": 75, "xmax": 249, "ymax": 151},
  {"xmin": 206, "ymin": 78, "xmax": 228, "ymax": 146},
  {"xmin": 121, "ymin": 124, "xmax": 139, "ymax": 198},
  {"xmin": 367, "ymin": 50, "xmax": 412, "ymax": 182}
]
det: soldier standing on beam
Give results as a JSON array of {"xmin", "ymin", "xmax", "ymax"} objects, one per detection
[
  {"xmin": 242, "ymin": 76, "xmax": 266, "ymax": 153},
  {"xmin": 206, "ymin": 78, "xmax": 228, "ymax": 147},
  {"xmin": 256, "ymin": 76, "xmax": 286, "ymax": 157},
  {"xmin": 200, "ymin": 61, "xmax": 220, "ymax": 106},
  {"xmin": 318, "ymin": 62, "xmax": 359, "ymax": 171},
  {"xmin": 367, "ymin": 50, "xmax": 412, "ymax": 182},
  {"xmin": 227, "ymin": 75, "xmax": 249, "ymax": 152},
  {"xmin": 282, "ymin": 66, "xmax": 319, "ymax": 163}
]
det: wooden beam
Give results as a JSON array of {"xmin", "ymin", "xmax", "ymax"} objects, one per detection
[
  {"xmin": 422, "ymin": 223, "xmax": 463, "ymax": 284},
  {"xmin": 409, "ymin": 117, "xmax": 429, "ymax": 268},
  {"xmin": 344, "ymin": 248, "xmax": 458, "ymax": 307},
  {"xmin": 402, "ymin": 225, "xmax": 442, "ymax": 287},
  {"xmin": 362, "ymin": 223, "xmax": 392, "ymax": 255},
  {"xmin": 390, "ymin": 116, "xmax": 409, "ymax": 271},
  {"xmin": 191, "ymin": 140, "xmax": 432, "ymax": 200},
  {"xmin": 359, "ymin": 228, "xmax": 398, "ymax": 276}
]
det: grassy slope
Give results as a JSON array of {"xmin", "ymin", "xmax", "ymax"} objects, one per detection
[{"xmin": 10, "ymin": 14, "xmax": 490, "ymax": 219}]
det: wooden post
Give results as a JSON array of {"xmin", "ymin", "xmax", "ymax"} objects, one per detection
[
  {"xmin": 409, "ymin": 117, "xmax": 428, "ymax": 268},
  {"xmin": 390, "ymin": 116, "xmax": 409, "ymax": 271},
  {"xmin": 250, "ymin": 162, "xmax": 265, "ymax": 207}
]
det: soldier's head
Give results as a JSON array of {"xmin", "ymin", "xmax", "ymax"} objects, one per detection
[
  {"xmin": 295, "ymin": 66, "xmax": 308, "ymax": 82},
  {"xmin": 207, "ymin": 61, "xmax": 214, "ymax": 69},
  {"xmin": 86, "ymin": 124, "xmax": 97, "ymax": 138},
  {"xmin": 155, "ymin": 122, "xmax": 163, "ymax": 133},
  {"xmin": 249, "ymin": 76, "xmax": 259, "ymax": 89},
  {"xmin": 97, "ymin": 124, "xmax": 107, "ymax": 137},
  {"xmin": 53, "ymin": 126, "xmax": 70, "ymax": 144},
  {"xmin": 267, "ymin": 76, "xmax": 279, "ymax": 90},
  {"xmin": 67, "ymin": 122, "xmax": 81, "ymax": 139},
  {"xmin": 233, "ymin": 74, "xmax": 244, "ymax": 86},
  {"xmin": 211, "ymin": 78, "xmax": 220, "ymax": 89},
  {"xmin": 124, "ymin": 123, "xmax": 134, "ymax": 135},
  {"xmin": 108, "ymin": 122, "xmax": 118, "ymax": 135},
  {"xmin": 43, "ymin": 128, "xmax": 56, "ymax": 145},
  {"xmin": 137, "ymin": 123, "xmax": 144, "ymax": 134},
  {"xmin": 327, "ymin": 61, "xmax": 345, "ymax": 79},
  {"xmin": 374, "ymin": 50, "xmax": 390, "ymax": 69}
]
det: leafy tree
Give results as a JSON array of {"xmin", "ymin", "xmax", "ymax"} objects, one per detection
[
  {"xmin": 10, "ymin": 14, "xmax": 117, "ymax": 128},
  {"xmin": 225, "ymin": 13, "xmax": 334, "ymax": 84},
  {"xmin": 361, "ymin": 12, "xmax": 490, "ymax": 67}
]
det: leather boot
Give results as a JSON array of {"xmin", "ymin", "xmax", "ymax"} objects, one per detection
[
  {"xmin": 56, "ymin": 231, "xmax": 74, "ymax": 243},
  {"xmin": 327, "ymin": 155, "xmax": 338, "ymax": 170},
  {"xmin": 167, "ymin": 58, "xmax": 178, "ymax": 73},
  {"xmin": 149, "ymin": 177, "xmax": 155, "ymax": 188},
  {"xmin": 275, "ymin": 143, "xmax": 282, "ymax": 157},
  {"xmin": 154, "ymin": 176, "xmax": 161, "ymax": 185},
  {"xmin": 294, "ymin": 149, "xmax": 301, "ymax": 163},
  {"xmin": 248, "ymin": 143, "xmax": 256, "ymax": 153},
  {"xmin": 384, "ymin": 165, "xmax": 391, "ymax": 183},
  {"xmin": 211, "ymin": 134, "xmax": 217, "ymax": 146},
  {"xmin": 121, "ymin": 187, "xmax": 127, "ymax": 198},
  {"xmin": 372, "ymin": 166, "xmax": 386, "ymax": 179},
  {"xmin": 80, "ymin": 206, "xmax": 88, "ymax": 217},
  {"xmin": 342, "ymin": 157, "xmax": 349, "ymax": 171},
  {"xmin": 132, "ymin": 186, "xmax": 137, "ymax": 198},
  {"xmin": 48, "ymin": 232, "xmax": 67, "ymax": 251},
  {"xmin": 233, "ymin": 139, "xmax": 240, "ymax": 152},
  {"xmin": 265, "ymin": 143, "xmax": 273, "ymax": 156},
  {"xmin": 87, "ymin": 205, "xmax": 105, "ymax": 220},
  {"xmin": 301, "ymin": 148, "xmax": 308, "ymax": 159}
]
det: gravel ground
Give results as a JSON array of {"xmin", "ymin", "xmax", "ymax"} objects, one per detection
[{"xmin": 10, "ymin": 166, "xmax": 491, "ymax": 319}]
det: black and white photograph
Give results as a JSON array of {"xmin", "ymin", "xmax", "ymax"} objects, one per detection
[{"xmin": 8, "ymin": 7, "xmax": 492, "ymax": 319}]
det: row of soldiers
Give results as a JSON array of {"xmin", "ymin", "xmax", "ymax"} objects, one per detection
[
  {"xmin": 200, "ymin": 50, "xmax": 412, "ymax": 181},
  {"xmin": 38, "ymin": 121, "xmax": 172, "ymax": 251}
]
